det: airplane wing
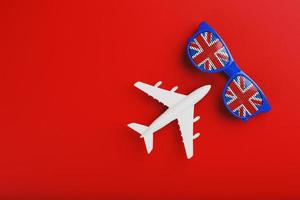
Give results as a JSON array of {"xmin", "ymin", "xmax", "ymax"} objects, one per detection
[
  {"xmin": 177, "ymin": 106, "xmax": 197, "ymax": 159},
  {"xmin": 134, "ymin": 81, "xmax": 186, "ymax": 107}
]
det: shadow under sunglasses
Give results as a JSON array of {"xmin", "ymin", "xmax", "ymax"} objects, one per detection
[{"xmin": 187, "ymin": 22, "xmax": 270, "ymax": 121}]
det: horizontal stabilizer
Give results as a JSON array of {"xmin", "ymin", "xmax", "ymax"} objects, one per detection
[
  {"xmin": 128, "ymin": 123, "xmax": 153, "ymax": 153},
  {"xmin": 128, "ymin": 123, "xmax": 147, "ymax": 134}
]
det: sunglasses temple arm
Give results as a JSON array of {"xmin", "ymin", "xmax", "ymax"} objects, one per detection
[{"xmin": 224, "ymin": 62, "xmax": 241, "ymax": 78}]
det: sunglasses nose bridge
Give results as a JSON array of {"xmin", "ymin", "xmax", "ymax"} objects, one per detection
[{"xmin": 224, "ymin": 62, "xmax": 241, "ymax": 78}]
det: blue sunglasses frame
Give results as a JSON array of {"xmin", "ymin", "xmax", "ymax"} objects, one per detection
[{"xmin": 187, "ymin": 22, "xmax": 270, "ymax": 121}]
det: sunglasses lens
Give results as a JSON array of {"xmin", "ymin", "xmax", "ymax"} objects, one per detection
[
  {"xmin": 188, "ymin": 32, "xmax": 230, "ymax": 72},
  {"xmin": 224, "ymin": 75, "xmax": 263, "ymax": 119}
]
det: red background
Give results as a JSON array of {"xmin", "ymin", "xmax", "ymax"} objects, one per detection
[{"xmin": 0, "ymin": 0, "xmax": 300, "ymax": 199}]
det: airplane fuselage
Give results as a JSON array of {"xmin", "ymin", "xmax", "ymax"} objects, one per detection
[{"xmin": 144, "ymin": 86, "xmax": 210, "ymax": 136}]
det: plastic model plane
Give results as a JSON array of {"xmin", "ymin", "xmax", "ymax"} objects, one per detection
[{"xmin": 128, "ymin": 81, "xmax": 211, "ymax": 159}]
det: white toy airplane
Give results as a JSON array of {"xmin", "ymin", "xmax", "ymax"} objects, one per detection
[{"xmin": 128, "ymin": 81, "xmax": 211, "ymax": 159}]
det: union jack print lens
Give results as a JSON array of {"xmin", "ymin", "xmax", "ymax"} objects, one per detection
[
  {"xmin": 223, "ymin": 75, "xmax": 263, "ymax": 120},
  {"xmin": 187, "ymin": 31, "xmax": 230, "ymax": 73}
]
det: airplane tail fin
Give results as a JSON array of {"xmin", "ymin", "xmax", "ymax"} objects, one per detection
[{"xmin": 128, "ymin": 123, "xmax": 153, "ymax": 154}]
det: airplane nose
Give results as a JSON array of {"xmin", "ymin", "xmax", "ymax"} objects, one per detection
[
  {"xmin": 195, "ymin": 85, "xmax": 211, "ymax": 100},
  {"xmin": 201, "ymin": 85, "xmax": 211, "ymax": 95},
  {"xmin": 193, "ymin": 85, "xmax": 211, "ymax": 102}
]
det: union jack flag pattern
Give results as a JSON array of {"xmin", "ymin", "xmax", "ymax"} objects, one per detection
[
  {"xmin": 188, "ymin": 32, "xmax": 229, "ymax": 71},
  {"xmin": 224, "ymin": 76, "xmax": 263, "ymax": 118}
]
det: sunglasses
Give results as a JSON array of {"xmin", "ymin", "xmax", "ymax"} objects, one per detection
[{"xmin": 187, "ymin": 22, "xmax": 270, "ymax": 121}]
